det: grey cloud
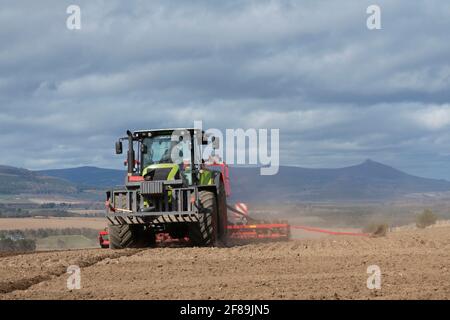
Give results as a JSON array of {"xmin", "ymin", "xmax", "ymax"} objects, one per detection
[{"xmin": 0, "ymin": 0, "xmax": 450, "ymax": 179}]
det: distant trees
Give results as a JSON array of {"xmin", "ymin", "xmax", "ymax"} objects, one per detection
[
  {"xmin": 0, "ymin": 238, "xmax": 36, "ymax": 252},
  {"xmin": 416, "ymin": 209, "xmax": 438, "ymax": 228},
  {"xmin": 0, "ymin": 228, "xmax": 99, "ymax": 252},
  {"xmin": 0, "ymin": 207, "xmax": 31, "ymax": 217},
  {"xmin": 0, "ymin": 228, "xmax": 98, "ymax": 241},
  {"xmin": 0, "ymin": 208, "xmax": 76, "ymax": 218},
  {"xmin": 40, "ymin": 202, "xmax": 56, "ymax": 209}
]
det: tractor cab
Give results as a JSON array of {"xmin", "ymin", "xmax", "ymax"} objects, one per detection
[{"xmin": 115, "ymin": 128, "xmax": 212, "ymax": 187}]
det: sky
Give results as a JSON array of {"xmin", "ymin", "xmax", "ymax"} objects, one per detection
[{"xmin": 1, "ymin": 0, "xmax": 450, "ymax": 179}]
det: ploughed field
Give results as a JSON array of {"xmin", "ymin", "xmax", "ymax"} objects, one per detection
[{"xmin": 0, "ymin": 225, "xmax": 449, "ymax": 299}]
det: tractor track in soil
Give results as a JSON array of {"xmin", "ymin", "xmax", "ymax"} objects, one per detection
[
  {"xmin": 0, "ymin": 249, "xmax": 143, "ymax": 295},
  {"xmin": 1, "ymin": 225, "xmax": 450, "ymax": 300}
]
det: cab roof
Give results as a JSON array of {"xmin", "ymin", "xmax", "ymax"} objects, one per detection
[{"xmin": 132, "ymin": 128, "xmax": 203, "ymax": 138}]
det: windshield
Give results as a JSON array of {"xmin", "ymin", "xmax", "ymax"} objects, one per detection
[
  {"xmin": 142, "ymin": 135, "xmax": 172, "ymax": 166},
  {"xmin": 142, "ymin": 135, "xmax": 192, "ymax": 167}
]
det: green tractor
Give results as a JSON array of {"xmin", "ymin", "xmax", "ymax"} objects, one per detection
[{"xmin": 106, "ymin": 128, "xmax": 228, "ymax": 249}]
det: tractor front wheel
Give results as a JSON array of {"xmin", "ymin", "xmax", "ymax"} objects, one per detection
[{"xmin": 108, "ymin": 224, "xmax": 156, "ymax": 249}]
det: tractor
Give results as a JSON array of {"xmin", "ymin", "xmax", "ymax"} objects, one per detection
[{"xmin": 105, "ymin": 128, "xmax": 228, "ymax": 249}]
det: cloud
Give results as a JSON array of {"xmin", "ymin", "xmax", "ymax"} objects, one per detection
[
  {"xmin": 410, "ymin": 105, "xmax": 450, "ymax": 130},
  {"xmin": 0, "ymin": 0, "xmax": 449, "ymax": 180}
]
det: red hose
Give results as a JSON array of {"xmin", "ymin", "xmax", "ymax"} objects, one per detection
[{"xmin": 291, "ymin": 225, "xmax": 370, "ymax": 237}]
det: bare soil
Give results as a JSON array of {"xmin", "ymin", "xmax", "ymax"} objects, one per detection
[{"xmin": 1, "ymin": 225, "xmax": 449, "ymax": 300}]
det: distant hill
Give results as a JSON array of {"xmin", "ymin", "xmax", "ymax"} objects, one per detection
[
  {"xmin": 230, "ymin": 160, "xmax": 450, "ymax": 202},
  {"xmin": 38, "ymin": 166, "xmax": 125, "ymax": 188},
  {"xmin": 34, "ymin": 160, "xmax": 450, "ymax": 202},
  {"xmin": 0, "ymin": 165, "xmax": 77, "ymax": 195}
]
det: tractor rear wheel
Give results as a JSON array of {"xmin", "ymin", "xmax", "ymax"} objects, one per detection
[
  {"xmin": 216, "ymin": 179, "xmax": 228, "ymax": 246},
  {"xmin": 108, "ymin": 224, "xmax": 156, "ymax": 249},
  {"xmin": 189, "ymin": 190, "xmax": 217, "ymax": 246}
]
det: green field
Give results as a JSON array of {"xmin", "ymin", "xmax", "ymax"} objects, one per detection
[{"xmin": 36, "ymin": 235, "xmax": 98, "ymax": 250}]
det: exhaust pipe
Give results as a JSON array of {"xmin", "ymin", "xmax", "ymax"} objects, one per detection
[{"xmin": 127, "ymin": 130, "xmax": 135, "ymax": 176}]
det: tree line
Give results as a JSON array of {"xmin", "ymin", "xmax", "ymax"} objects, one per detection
[{"xmin": 0, "ymin": 228, "xmax": 100, "ymax": 252}]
